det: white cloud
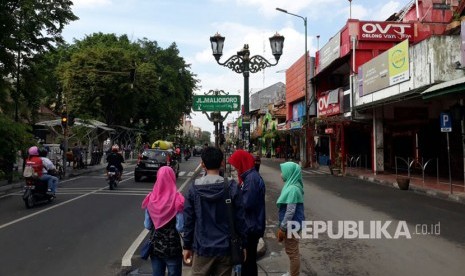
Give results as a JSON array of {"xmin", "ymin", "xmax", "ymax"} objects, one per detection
[
  {"xmin": 372, "ymin": 1, "xmax": 403, "ymax": 21},
  {"xmin": 72, "ymin": 0, "xmax": 113, "ymax": 9}
]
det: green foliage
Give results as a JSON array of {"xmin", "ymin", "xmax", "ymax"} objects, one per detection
[
  {"xmin": 55, "ymin": 33, "xmax": 199, "ymax": 129},
  {"xmin": 0, "ymin": 114, "xmax": 34, "ymax": 179},
  {"xmin": 0, "ymin": 0, "xmax": 78, "ymax": 121}
]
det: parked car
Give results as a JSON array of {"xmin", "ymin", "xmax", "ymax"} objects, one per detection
[
  {"xmin": 192, "ymin": 145, "xmax": 203, "ymax": 157},
  {"xmin": 134, "ymin": 149, "xmax": 180, "ymax": 182}
]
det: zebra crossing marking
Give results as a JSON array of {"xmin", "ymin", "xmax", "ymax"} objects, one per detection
[{"xmin": 302, "ymin": 169, "xmax": 329, "ymax": 175}]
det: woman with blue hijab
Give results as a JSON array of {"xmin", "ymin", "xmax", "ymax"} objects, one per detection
[{"xmin": 276, "ymin": 162, "xmax": 305, "ymax": 276}]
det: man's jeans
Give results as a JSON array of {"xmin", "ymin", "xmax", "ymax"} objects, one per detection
[
  {"xmin": 39, "ymin": 174, "xmax": 58, "ymax": 193},
  {"xmin": 150, "ymin": 255, "xmax": 182, "ymax": 276}
]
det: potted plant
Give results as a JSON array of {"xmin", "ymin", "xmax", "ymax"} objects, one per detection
[
  {"xmin": 446, "ymin": 12, "xmax": 462, "ymax": 31},
  {"xmin": 396, "ymin": 176, "xmax": 410, "ymax": 190}
]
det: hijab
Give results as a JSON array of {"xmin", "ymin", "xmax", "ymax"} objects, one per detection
[
  {"xmin": 276, "ymin": 162, "xmax": 304, "ymax": 207},
  {"xmin": 228, "ymin": 150, "xmax": 256, "ymax": 184},
  {"xmin": 141, "ymin": 166, "xmax": 185, "ymax": 229}
]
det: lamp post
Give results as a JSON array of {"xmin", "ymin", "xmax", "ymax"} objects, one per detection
[
  {"xmin": 210, "ymin": 32, "xmax": 284, "ymax": 151},
  {"xmin": 348, "ymin": 0, "xmax": 353, "ymax": 19},
  {"xmin": 276, "ymin": 7, "xmax": 309, "ymax": 166}
]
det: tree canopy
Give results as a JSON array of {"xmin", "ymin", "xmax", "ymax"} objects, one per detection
[{"xmin": 56, "ymin": 33, "xmax": 199, "ymax": 141}]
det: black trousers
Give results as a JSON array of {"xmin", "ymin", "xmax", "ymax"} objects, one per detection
[{"xmin": 242, "ymin": 233, "xmax": 260, "ymax": 276}]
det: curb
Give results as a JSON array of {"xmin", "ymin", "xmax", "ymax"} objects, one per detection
[{"xmin": 346, "ymin": 172, "xmax": 465, "ymax": 205}]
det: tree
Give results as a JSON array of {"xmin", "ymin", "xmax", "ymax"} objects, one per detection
[
  {"xmin": 57, "ymin": 34, "xmax": 199, "ymax": 130},
  {"xmin": 0, "ymin": 0, "xmax": 78, "ymax": 121},
  {"xmin": 0, "ymin": 114, "xmax": 34, "ymax": 182}
]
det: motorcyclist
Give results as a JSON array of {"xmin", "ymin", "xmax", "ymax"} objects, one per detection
[
  {"xmin": 106, "ymin": 145, "xmax": 124, "ymax": 180},
  {"xmin": 25, "ymin": 146, "xmax": 43, "ymax": 178},
  {"xmin": 38, "ymin": 147, "xmax": 59, "ymax": 196},
  {"xmin": 184, "ymin": 147, "xmax": 191, "ymax": 161},
  {"xmin": 175, "ymin": 146, "xmax": 182, "ymax": 162}
]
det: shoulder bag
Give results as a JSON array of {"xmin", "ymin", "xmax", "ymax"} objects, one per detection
[
  {"xmin": 223, "ymin": 177, "xmax": 243, "ymax": 265},
  {"xmin": 140, "ymin": 229, "xmax": 154, "ymax": 260}
]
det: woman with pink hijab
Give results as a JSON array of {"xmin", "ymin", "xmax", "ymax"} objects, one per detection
[{"xmin": 142, "ymin": 166, "xmax": 185, "ymax": 276}]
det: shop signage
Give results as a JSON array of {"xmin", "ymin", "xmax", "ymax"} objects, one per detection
[
  {"xmin": 290, "ymin": 119, "xmax": 302, "ymax": 129},
  {"xmin": 358, "ymin": 39, "xmax": 410, "ymax": 96},
  {"xmin": 317, "ymin": 88, "xmax": 342, "ymax": 117},
  {"xmin": 359, "ymin": 21, "xmax": 413, "ymax": 42},
  {"xmin": 318, "ymin": 32, "xmax": 341, "ymax": 71},
  {"xmin": 277, "ymin": 123, "xmax": 287, "ymax": 131},
  {"xmin": 433, "ymin": 3, "xmax": 450, "ymax": 10}
]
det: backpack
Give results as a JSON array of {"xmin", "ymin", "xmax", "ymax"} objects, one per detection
[
  {"xmin": 23, "ymin": 165, "xmax": 37, "ymax": 178},
  {"xmin": 23, "ymin": 157, "xmax": 43, "ymax": 178}
]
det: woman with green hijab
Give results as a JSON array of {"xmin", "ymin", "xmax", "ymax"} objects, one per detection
[{"xmin": 276, "ymin": 162, "xmax": 305, "ymax": 276}]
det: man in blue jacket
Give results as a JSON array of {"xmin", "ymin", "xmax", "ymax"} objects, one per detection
[{"xmin": 182, "ymin": 147, "xmax": 247, "ymax": 276}]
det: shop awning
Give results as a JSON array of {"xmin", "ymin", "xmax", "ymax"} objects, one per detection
[
  {"xmin": 36, "ymin": 119, "xmax": 115, "ymax": 132},
  {"xmin": 421, "ymin": 77, "xmax": 465, "ymax": 99}
]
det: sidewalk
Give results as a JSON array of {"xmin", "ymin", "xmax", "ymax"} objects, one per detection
[{"xmin": 269, "ymin": 157, "xmax": 465, "ymax": 205}]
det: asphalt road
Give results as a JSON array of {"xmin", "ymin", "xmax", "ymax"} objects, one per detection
[
  {"xmin": 259, "ymin": 159, "xmax": 465, "ymax": 276},
  {"xmin": 2, "ymin": 156, "xmax": 465, "ymax": 276},
  {"xmin": 0, "ymin": 156, "xmax": 202, "ymax": 276}
]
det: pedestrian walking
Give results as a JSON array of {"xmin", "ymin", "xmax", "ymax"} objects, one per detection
[
  {"xmin": 182, "ymin": 146, "xmax": 247, "ymax": 276},
  {"xmin": 142, "ymin": 166, "xmax": 185, "ymax": 276},
  {"xmin": 276, "ymin": 162, "xmax": 305, "ymax": 276},
  {"xmin": 228, "ymin": 149, "xmax": 266, "ymax": 276}
]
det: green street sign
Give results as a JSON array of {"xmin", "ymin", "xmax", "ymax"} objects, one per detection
[{"xmin": 193, "ymin": 95, "xmax": 241, "ymax": 111}]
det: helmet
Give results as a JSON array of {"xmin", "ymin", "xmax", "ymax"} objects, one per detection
[
  {"xmin": 28, "ymin": 146, "xmax": 39, "ymax": 156},
  {"xmin": 38, "ymin": 147, "xmax": 48, "ymax": 157},
  {"xmin": 111, "ymin": 145, "xmax": 119, "ymax": 152}
]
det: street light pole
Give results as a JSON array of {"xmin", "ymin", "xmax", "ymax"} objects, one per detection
[
  {"xmin": 210, "ymin": 33, "xmax": 284, "ymax": 151},
  {"xmin": 276, "ymin": 7, "xmax": 310, "ymax": 166}
]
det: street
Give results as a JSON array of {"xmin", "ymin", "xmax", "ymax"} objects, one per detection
[
  {"xmin": 259, "ymin": 159, "xmax": 465, "ymax": 276},
  {"xmin": 0, "ymin": 157, "xmax": 202, "ymax": 276},
  {"xmin": 1, "ymin": 157, "xmax": 465, "ymax": 276}
]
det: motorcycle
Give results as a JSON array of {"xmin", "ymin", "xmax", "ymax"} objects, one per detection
[
  {"xmin": 53, "ymin": 158, "xmax": 64, "ymax": 179},
  {"xmin": 22, "ymin": 177, "xmax": 55, "ymax": 209},
  {"xmin": 107, "ymin": 165, "xmax": 119, "ymax": 190},
  {"xmin": 184, "ymin": 150, "xmax": 191, "ymax": 161}
]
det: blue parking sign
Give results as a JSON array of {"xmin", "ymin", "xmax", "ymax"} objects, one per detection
[{"xmin": 440, "ymin": 112, "xmax": 452, "ymax": 132}]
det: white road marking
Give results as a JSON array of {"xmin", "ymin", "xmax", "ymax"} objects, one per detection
[
  {"xmin": 122, "ymin": 228, "xmax": 149, "ymax": 267},
  {"xmin": 302, "ymin": 169, "xmax": 329, "ymax": 175},
  {"xmin": 178, "ymin": 171, "xmax": 186, "ymax": 177},
  {"xmin": 0, "ymin": 177, "xmax": 133, "ymax": 230},
  {"xmin": 0, "ymin": 177, "xmax": 83, "ymax": 199}
]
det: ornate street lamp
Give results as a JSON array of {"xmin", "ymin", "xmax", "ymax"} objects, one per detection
[{"xmin": 210, "ymin": 32, "xmax": 284, "ymax": 150}]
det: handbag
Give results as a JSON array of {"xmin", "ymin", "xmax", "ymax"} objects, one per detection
[
  {"xmin": 140, "ymin": 231, "xmax": 154, "ymax": 260},
  {"xmin": 223, "ymin": 177, "xmax": 244, "ymax": 265}
]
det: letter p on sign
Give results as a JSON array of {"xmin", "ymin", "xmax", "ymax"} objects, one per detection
[{"xmin": 440, "ymin": 112, "xmax": 452, "ymax": 132}]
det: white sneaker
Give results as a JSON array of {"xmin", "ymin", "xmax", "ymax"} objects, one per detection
[{"xmin": 281, "ymin": 273, "xmax": 289, "ymax": 276}]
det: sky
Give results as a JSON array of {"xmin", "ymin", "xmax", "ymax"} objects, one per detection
[{"xmin": 61, "ymin": 0, "xmax": 412, "ymax": 135}]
